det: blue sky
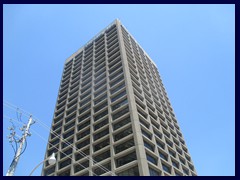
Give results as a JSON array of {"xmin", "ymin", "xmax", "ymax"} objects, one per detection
[{"xmin": 3, "ymin": 4, "xmax": 235, "ymax": 176}]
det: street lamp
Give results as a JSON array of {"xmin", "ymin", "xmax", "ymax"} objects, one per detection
[{"xmin": 29, "ymin": 153, "xmax": 56, "ymax": 176}]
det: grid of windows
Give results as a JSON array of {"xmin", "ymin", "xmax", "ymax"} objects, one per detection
[
  {"xmin": 43, "ymin": 19, "xmax": 196, "ymax": 176},
  {"xmin": 121, "ymin": 23, "xmax": 196, "ymax": 176}
]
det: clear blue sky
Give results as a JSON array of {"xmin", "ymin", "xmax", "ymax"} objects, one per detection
[{"xmin": 3, "ymin": 4, "xmax": 235, "ymax": 176}]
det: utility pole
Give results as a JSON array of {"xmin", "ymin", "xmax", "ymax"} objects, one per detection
[{"xmin": 6, "ymin": 115, "xmax": 34, "ymax": 176}]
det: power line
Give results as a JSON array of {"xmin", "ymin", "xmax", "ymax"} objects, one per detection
[
  {"xmin": 3, "ymin": 100, "xmax": 32, "ymax": 116},
  {"xmin": 3, "ymin": 101, "xmax": 116, "ymax": 176},
  {"xmin": 3, "ymin": 103, "xmax": 115, "ymax": 176},
  {"xmin": 4, "ymin": 116, "xmax": 99, "ymax": 176},
  {"xmin": 30, "ymin": 128, "xmax": 99, "ymax": 176},
  {"xmin": 33, "ymin": 117, "xmax": 115, "ymax": 176},
  {"xmin": 5, "ymin": 114, "xmax": 34, "ymax": 176}
]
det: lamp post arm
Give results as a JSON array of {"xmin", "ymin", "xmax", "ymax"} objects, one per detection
[{"xmin": 29, "ymin": 158, "xmax": 48, "ymax": 176}]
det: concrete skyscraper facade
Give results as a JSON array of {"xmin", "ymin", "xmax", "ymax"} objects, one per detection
[{"xmin": 42, "ymin": 19, "xmax": 197, "ymax": 176}]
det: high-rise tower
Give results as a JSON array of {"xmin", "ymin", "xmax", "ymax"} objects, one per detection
[{"xmin": 42, "ymin": 19, "xmax": 197, "ymax": 176}]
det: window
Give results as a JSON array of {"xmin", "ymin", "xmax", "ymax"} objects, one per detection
[
  {"xmin": 61, "ymin": 138, "xmax": 73, "ymax": 149},
  {"xmin": 168, "ymin": 150, "xmax": 176, "ymax": 158},
  {"xmin": 185, "ymin": 154, "xmax": 191, "ymax": 162},
  {"xmin": 141, "ymin": 129, "xmax": 152, "ymax": 140},
  {"xmin": 165, "ymin": 139, "xmax": 173, "ymax": 148},
  {"xmin": 94, "ymin": 101, "xmax": 108, "ymax": 113},
  {"xmin": 58, "ymin": 169, "xmax": 70, "ymax": 176},
  {"xmin": 77, "ymin": 128, "xmax": 90, "ymax": 140},
  {"xmin": 110, "ymin": 75, "xmax": 124, "ymax": 87},
  {"xmin": 159, "ymin": 152, "xmax": 168, "ymax": 161},
  {"xmin": 59, "ymin": 158, "xmax": 71, "ymax": 169},
  {"xmin": 53, "ymin": 122, "xmax": 62, "ymax": 131},
  {"xmin": 94, "ymin": 93, "xmax": 107, "ymax": 105},
  {"xmin": 78, "ymin": 112, "xmax": 90, "ymax": 123},
  {"xmin": 63, "ymin": 130, "xmax": 74, "ymax": 139},
  {"xmin": 74, "ymin": 160, "xmax": 89, "ymax": 173},
  {"xmin": 95, "ymin": 67, "xmax": 106, "ymax": 77},
  {"xmin": 112, "ymin": 107, "xmax": 129, "ymax": 120},
  {"xmin": 179, "ymin": 157, "xmax": 186, "ymax": 165},
  {"xmin": 80, "ymin": 172, "xmax": 89, "ymax": 176},
  {"xmin": 66, "ymin": 106, "xmax": 77, "ymax": 116},
  {"xmin": 149, "ymin": 167, "xmax": 160, "ymax": 176},
  {"xmin": 78, "ymin": 120, "xmax": 90, "ymax": 131},
  {"xmin": 183, "ymin": 168, "xmax": 189, "ymax": 175},
  {"xmin": 94, "ymin": 150, "xmax": 110, "ymax": 162},
  {"xmin": 175, "ymin": 171, "xmax": 182, "ymax": 176},
  {"xmin": 94, "ymin": 128, "xmax": 109, "ymax": 141},
  {"xmin": 60, "ymin": 148, "xmax": 72, "ymax": 158},
  {"xmin": 116, "ymin": 152, "xmax": 137, "ymax": 167},
  {"xmin": 76, "ymin": 139, "xmax": 90, "ymax": 149},
  {"xmin": 139, "ymin": 118, "xmax": 149, "ymax": 129},
  {"xmin": 135, "ymin": 99, "xmax": 146, "ymax": 110},
  {"xmin": 146, "ymin": 154, "xmax": 158, "ymax": 165},
  {"xmin": 80, "ymin": 96, "xmax": 91, "ymax": 107},
  {"xmin": 79, "ymin": 104, "xmax": 91, "ymax": 114},
  {"xmin": 44, "ymin": 166, "xmax": 55, "ymax": 176},
  {"xmin": 109, "ymin": 69, "xmax": 123, "ymax": 81},
  {"xmin": 75, "ymin": 148, "xmax": 89, "ymax": 161},
  {"xmin": 110, "ymin": 82, "xmax": 125, "ymax": 95},
  {"xmin": 162, "ymin": 163, "xmax": 171, "ymax": 174},
  {"xmin": 93, "ymin": 162, "xmax": 111, "ymax": 176},
  {"xmin": 112, "ymin": 98, "xmax": 128, "ymax": 111},
  {"xmin": 111, "ymin": 91, "xmax": 126, "ymax": 102},
  {"xmin": 94, "ymin": 139, "xmax": 109, "ymax": 151},
  {"xmin": 156, "ymin": 140, "xmax": 165, "ymax": 150},
  {"xmin": 114, "ymin": 127, "xmax": 132, "ymax": 141},
  {"xmin": 137, "ymin": 108, "xmax": 148, "ymax": 119},
  {"xmin": 64, "ymin": 121, "xmax": 75, "ymax": 131},
  {"xmin": 117, "ymin": 166, "xmax": 139, "ymax": 176},
  {"xmin": 153, "ymin": 129, "xmax": 162, "ymax": 139},
  {"xmin": 188, "ymin": 164, "xmax": 194, "ymax": 171},
  {"xmin": 80, "ymin": 83, "xmax": 92, "ymax": 94},
  {"xmin": 94, "ymin": 86, "xmax": 107, "ymax": 98},
  {"xmin": 95, "ymin": 79, "xmax": 106, "ymax": 91},
  {"xmin": 109, "ymin": 62, "xmax": 122, "ymax": 74},
  {"xmin": 94, "ymin": 110, "xmax": 108, "ymax": 122},
  {"xmin": 113, "ymin": 116, "xmax": 131, "ymax": 130},
  {"xmin": 172, "ymin": 161, "xmax": 179, "ymax": 169},
  {"xmin": 94, "ymin": 118, "xmax": 108, "ymax": 131},
  {"xmin": 81, "ymin": 77, "xmax": 92, "ymax": 87},
  {"xmin": 65, "ymin": 113, "xmax": 76, "ymax": 123},
  {"xmin": 182, "ymin": 146, "xmax": 188, "ymax": 154},
  {"xmin": 115, "ymin": 139, "xmax": 135, "ymax": 154},
  {"xmin": 144, "ymin": 141, "xmax": 154, "ymax": 152}
]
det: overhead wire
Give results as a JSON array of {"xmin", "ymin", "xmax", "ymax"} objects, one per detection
[
  {"xmin": 3, "ymin": 100, "xmax": 116, "ymax": 176},
  {"xmin": 30, "ymin": 128, "xmax": 100, "ymax": 176},
  {"xmin": 3, "ymin": 102, "xmax": 116, "ymax": 176},
  {"xmin": 4, "ymin": 115, "xmax": 28, "ymax": 158},
  {"xmin": 33, "ymin": 116, "xmax": 116, "ymax": 176},
  {"xmin": 16, "ymin": 108, "xmax": 23, "ymax": 122},
  {"xmin": 4, "ymin": 100, "xmax": 32, "ymax": 116},
  {"xmin": 3, "ymin": 103, "xmax": 115, "ymax": 176},
  {"xmin": 4, "ymin": 116, "xmax": 99, "ymax": 176},
  {"xmin": 10, "ymin": 143, "xmax": 16, "ymax": 155}
]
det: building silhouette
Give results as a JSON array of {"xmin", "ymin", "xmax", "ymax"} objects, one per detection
[{"xmin": 42, "ymin": 19, "xmax": 197, "ymax": 176}]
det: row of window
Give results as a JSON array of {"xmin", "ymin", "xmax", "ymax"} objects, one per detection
[{"xmin": 49, "ymin": 149, "xmax": 137, "ymax": 175}]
